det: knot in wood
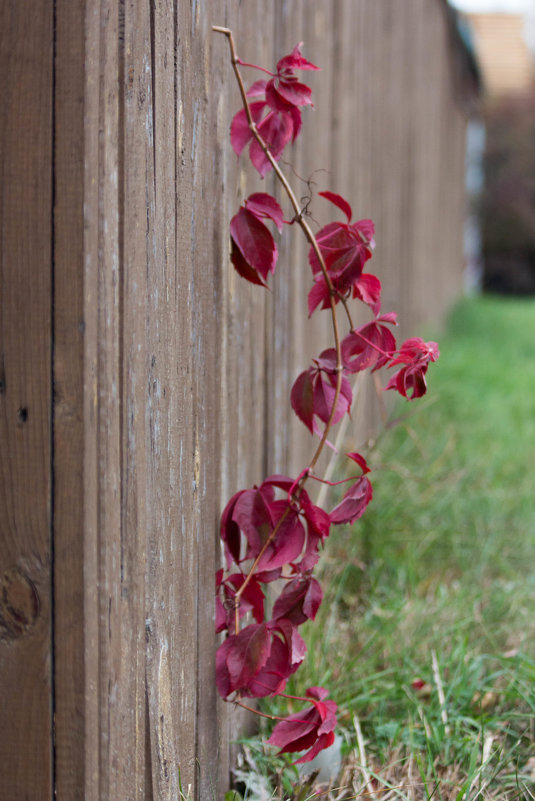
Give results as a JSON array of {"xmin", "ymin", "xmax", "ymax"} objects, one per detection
[{"xmin": 0, "ymin": 567, "xmax": 40, "ymax": 640}]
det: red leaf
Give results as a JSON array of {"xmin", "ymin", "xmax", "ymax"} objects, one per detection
[
  {"xmin": 230, "ymin": 101, "xmax": 266, "ymax": 156},
  {"xmin": 246, "ymin": 635, "xmax": 290, "ymax": 697},
  {"xmin": 255, "ymin": 567, "xmax": 283, "ymax": 584},
  {"xmin": 300, "ymin": 495, "xmax": 331, "ymax": 541},
  {"xmin": 261, "ymin": 474, "xmax": 295, "ymax": 493},
  {"xmin": 234, "ymin": 487, "xmax": 274, "ymax": 559},
  {"xmin": 295, "ymin": 732, "xmax": 335, "ymax": 764},
  {"xmin": 356, "ymin": 219, "xmax": 376, "ymax": 246},
  {"xmin": 226, "ymin": 573, "xmax": 265, "ymax": 626},
  {"xmin": 220, "ymin": 489, "xmax": 247, "ymax": 568},
  {"xmin": 318, "ymin": 190, "xmax": 352, "ymax": 223},
  {"xmin": 247, "ymin": 621, "xmax": 306, "ymax": 697},
  {"xmin": 246, "ymin": 79, "xmax": 267, "ymax": 98},
  {"xmin": 272, "ymin": 576, "xmax": 323, "ymax": 624},
  {"xmin": 341, "ymin": 317, "xmax": 397, "ymax": 374},
  {"xmin": 272, "ymin": 77, "xmax": 313, "ymax": 108},
  {"xmin": 385, "ymin": 338, "xmax": 439, "ymax": 400},
  {"xmin": 250, "ymin": 110, "xmax": 295, "ymax": 177},
  {"xmin": 291, "ymin": 349, "xmax": 351, "ymax": 435},
  {"xmin": 218, "ymin": 620, "xmax": 306, "ymax": 699},
  {"xmin": 330, "ymin": 476, "xmax": 373, "ymax": 525},
  {"xmin": 288, "ymin": 106, "xmax": 302, "ymax": 143},
  {"xmin": 312, "ymin": 370, "xmax": 352, "ymax": 426},
  {"xmin": 233, "ymin": 489, "xmax": 306, "ymax": 572},
  {"xmin": 230, "ymin": 238, "xmax": 268, "ymax": 287},
  {"xmin": 226, "ymin": 624, "xmax": 271, "ymax": 685},
  {"xmin": 276, "ymin": 43, "xmax": 320, "ymax": 74},
  {"xmin": 351, "ymin": 273, "xmax": 382, "ymax": 315},
  {"xmin": 298, "ymin": 532, "xmax": 322, "ymax": 571},
  {"xmin": 245, "ymin": 192, "xmax": 284, "ymax": 232},
  {"xmin": 346, "ymin": 452, "xmax": 370, "ymax": 474},
  {"xmin": 307, "ymin": 274, "xmax": 332, "ymax": 316},
  {"xmin": 290, "ymin": 370, "xmax": 315, "ymax": 433},
  {"xmin": 274, "ymin": 619, "xmax": 307, "ymax": 667},
  {"xmin": 267, "ymin": 686, "xmax": 337, "ymax": 763},
  {"xmin": 216, "ymin": 623, "xmax": 271, "ymax": 699},
  {"xmin": 265, "ymin": 80, "xmax": 297, "ymax": 112},
  {"xmin": 230, "ymin": 207, "xmax": 278, "ymax": 280},
  {"xmin": 309, "ymin": 219, "xmax": 375, "ymax": 293},
  {"xmin": 255, "ymin": 503, "xmax": 306, "ymax": 571}
]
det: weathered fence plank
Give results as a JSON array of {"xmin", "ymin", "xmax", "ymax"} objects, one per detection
[
  {"xmin": 53, "ymin": 0, "xmax": 87, "ymax": 796},
  {"xmin": 0, "ymin": 2, "xmax": 53, "ymax": 798}
]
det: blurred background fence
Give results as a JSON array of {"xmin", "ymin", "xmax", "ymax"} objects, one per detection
[{"xmin": 0, "ymin": 1, "xmax": 476, "ymax": 798}]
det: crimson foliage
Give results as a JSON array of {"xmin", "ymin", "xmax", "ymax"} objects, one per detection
[{"xmin": 215, "ymin": 33, "xmax": 438, "ymax": 764}]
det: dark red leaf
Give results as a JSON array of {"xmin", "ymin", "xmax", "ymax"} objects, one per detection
[
  {"xmin": 230, "ymin": 207, "xmax": 278, "ymax": 280},
  {"xmin": 246, "ymin": 635, "xmax": 291, "ymax": 697},
  {"xmin": 298, "ymin": 530, "xmax": 322, "ymax": 571},
  {"xmin": 267, "ymin": 686, "xmax": 337, "ymax": 762},
  {"xmin": 230, "ymin": 237, "xmax": 268, "ymax": 287},
  {"xmin": 291, "ymin": 349, "xmax": 351, "ymax": 436},
  {"xmin": 220, "ymin": 489, "xmax": 247, "ymax": 568},
  {"xmin": 272, "ymin": 576, "xmax": 323, "ymax": 624},
  {"xmin": 312, "ymin": 370, "xmax": 352, "ymax": 425},
  {"xmin": 226, "ymin": 573, "xmax": 265, "ymax": 625},
  {"xmin": 300, "ymin": 494, "xmax": 331, "ymax": 541},
  {"xmin": 234, "ymin": 487, "xmax": 274, "ymax": 560},
  {"xmin": 255, "ymin": 567, "xmax": 283, "ymax": 583},
  {"xmin": 247, "ymin": 621, "xmax": 306, "ymax": 698},
  {"xmin": 290, "ymin": 370, "xmax": 315, "ymax": 433},
  {"xmin": 218, "ymin": 620, "xmax": 306, "ymax": 699},
  {"xmin": 216, "ymin": 623, "xmax": 271, "ymax": 699},
  {"xmin": 329, "ymin": 476, "xmax": 373, "ymax": 525},
  {"xmin": 255, "ymin": 502, "xmax": 306, "ymax": 571}
]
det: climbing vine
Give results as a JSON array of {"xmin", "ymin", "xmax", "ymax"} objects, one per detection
[{"xmin": 213, "ymin": 27, "xmax": 439, "ymax": 763}]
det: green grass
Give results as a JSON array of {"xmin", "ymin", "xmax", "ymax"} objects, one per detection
[{"xmin": 240, "ymin": 296, "xmax": 535, "ymax": 800}]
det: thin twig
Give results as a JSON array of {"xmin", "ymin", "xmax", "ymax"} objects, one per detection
[
  {"xmin": 431, "ymin": 650, "xmax": 450, "ymax": 736},
  {"xmin": 354, "ymin": 714, "xmax": 378, "ymax": 801}
]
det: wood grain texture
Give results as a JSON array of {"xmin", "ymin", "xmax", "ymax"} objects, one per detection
[
  {"xmin": 53, "ymin": 0, "xmax": 86, "ymax": 795},
  {"xmin": 0, "ymin": 2, "xmax": 53, "ymax": 798},
  {"xmin": 1, "ymin": 1, "xmax": 474, "ymax": 798}
]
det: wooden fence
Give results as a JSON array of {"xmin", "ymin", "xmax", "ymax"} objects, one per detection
[{"xmin": 0, "ymin": 1, "xmax": 476, "ymax": 798}]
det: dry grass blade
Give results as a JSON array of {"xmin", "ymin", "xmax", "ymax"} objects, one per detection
[{"xmin": 431, "ymin": 650, "xmax": 450, "ymax": 737}]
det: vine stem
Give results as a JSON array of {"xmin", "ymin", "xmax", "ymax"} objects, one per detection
[
  {"xmin": 235, "ymin": 701, "xmax": 288, "ymax": 721},
  {"xmin": 214, "ymin": 26, "xmax": 345, "ymax": 633}
]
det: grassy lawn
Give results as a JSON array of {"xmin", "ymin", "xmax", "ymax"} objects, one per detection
[{"xmin": 234, "ymin": 296, "xmax": 535, "ymax": 801}]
